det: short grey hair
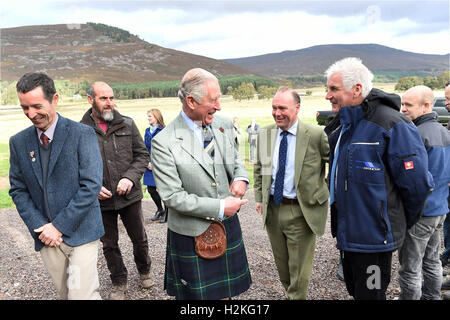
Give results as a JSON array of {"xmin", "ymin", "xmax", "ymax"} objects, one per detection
[
  {"xmin": 178, "ymin": 68, "xmax": 218, "ymax": 104},
  {"xmin": 325, "ymin": 57, "xmax": 374, "ymax": 98}
]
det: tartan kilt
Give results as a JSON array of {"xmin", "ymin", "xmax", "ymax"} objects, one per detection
[{"xmin": 164, "ymin": 213, "xmax": 252, "ymax": 300}]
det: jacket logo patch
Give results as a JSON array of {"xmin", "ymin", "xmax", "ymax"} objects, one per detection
[
  {"xmin": 404, "ymin": 161, "xmax": 414, "ymax": 170},
  {"xmin": 356, "ymin": 161, "xmax": 381, "ymax": 171}
]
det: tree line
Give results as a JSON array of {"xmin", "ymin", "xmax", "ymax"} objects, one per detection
[
  {"xmin": 394, "ymin": 71, "xmax": 449, "ymax": 91},
  {"xmin": 0, "ymin": 75, "xmax": 280, "ymax": 105}
]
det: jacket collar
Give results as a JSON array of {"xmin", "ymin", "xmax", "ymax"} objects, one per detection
[
  {"xmin": 81, "ymin": 108, "xmax": 124, "ymax": 133},
  {"xmin": 413, "ymin": 112, "xmax": 438, "ymax": 126}
]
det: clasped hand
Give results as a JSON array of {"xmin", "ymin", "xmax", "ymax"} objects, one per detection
[
  {"xmin": 34, "ymin": 223, "xmax": 63, "ymax": 247},
  {"xmin": 224, "ymin": 180, "xmax": 248, "ymax": 217},
  {"xmin": 98, "ymin": 178, "xmax": 133, "ymax": 200}
]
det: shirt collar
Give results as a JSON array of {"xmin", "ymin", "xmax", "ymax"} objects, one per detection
[
  {"xmin": 277, "ymin": 118, "xmax": 298, "ymax": 137},
  {"xmin": 36, "ymin": 113, "xmax": 59, "ymax": 143},
  {"xmin": 181, "ymin": 110, "xmax": 206, "ymax": 132}
]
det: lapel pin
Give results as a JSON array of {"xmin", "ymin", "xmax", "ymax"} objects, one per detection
[{"xmin": 30, "ymin": 151, "xmax": 36, "ymax": 162}]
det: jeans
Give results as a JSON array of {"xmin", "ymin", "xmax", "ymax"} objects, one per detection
[
  {"xmin": 100, "ymin": 200, "xmax": 151, "ymax": 285},
  {"xmin": 398, "ymin": 215, "xmax": 445, "ymax": 300}
]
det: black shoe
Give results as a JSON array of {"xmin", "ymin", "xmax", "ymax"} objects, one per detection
[
  {"xmin": 442, "ymin": 279, "xmax": 450, "ymax": 290},
  {"xmin": 159, "ymin": 208, "xmax": 168, "ymax": 223},
  {"xmin": 151, "ymin": 209, "xmax": 164, "ymax": 221}
]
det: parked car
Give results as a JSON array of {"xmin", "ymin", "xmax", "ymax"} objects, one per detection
[
  {"xmin": 432, "ymin": 97, "xmax": 449, "ymax": 127},
  {"xmin": 316, "ymin": 97, "xmax": 449, "ymax": 127}
]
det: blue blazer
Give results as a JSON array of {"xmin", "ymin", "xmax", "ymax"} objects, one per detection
[
  {"xmin": 9, "ymin": 115, "xmax": 105, "ymax": 251},
  {"xmin": 143, "ymin": 125, "xmax": 164, "ymax": 186}
]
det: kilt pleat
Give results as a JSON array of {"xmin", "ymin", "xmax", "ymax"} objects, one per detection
[{"xmin": 164, "ymin": 213, "xmax": 252, "ymax": 300}]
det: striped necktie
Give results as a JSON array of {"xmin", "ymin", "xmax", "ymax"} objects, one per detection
[
  {"xmin": 203, "ymin": 126, "xmax": 215, "ymax": 159},
  {"xmin": 40, "ymin": 133, "xmax": 49, "ymax": 147}
]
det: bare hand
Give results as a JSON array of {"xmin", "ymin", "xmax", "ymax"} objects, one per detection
[
  {"xmin": 229, "ymin": 180, "xmax": 247, "ymax": 198},
  {"xmin": 117, "ymin": 178, "xmax": 133, "ymax": 196},
  {"xmin": 255, "ymin": 203, "xmax": 262, "ymax": 215},
  {"xmin": 224, "ymin": 197, "xmax": 248, "ymax": 217},
  {"xmin": 34, "ymin": 223, "xmax": 63, "ymax": 247},
  {"xmin": 98, "ymin": 186, "xmax": 113, "ymax": 200}
]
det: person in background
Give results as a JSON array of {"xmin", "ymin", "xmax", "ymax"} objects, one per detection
[
  {"xmin": 399, "ymin": 85, "xmax": 450, "ymax": 299},
  {"xmin": 247, "ymin": 119, "xmax": 259, "ymax": 163},
  {"xmin": 324, "ymin": 57, "xmax": 434, "ymax": 300},
  {"xmin": 143, "ymin": 108, "xmax": 167, "ymax": 223},
  {"xmin": 441, "ymin": 80, "xmax": 450, "ymax": 300},
  {"xmin": 253, "ymin": 86, "xmax": 329, "ymax": 299},
  {"xmin": 81, "ymin": 81, "xmax": 152, "ymax": 300},
  {"xmin": 151, "ymin": 68, "xmax": 252, "ymax": 300},
  {"xmin": 9, "ymin": 72, "xmax": 104, "ymax": 299},
  {"xmin": 232, "ymin": 116, "xmax": 241, "ymax": 150}
]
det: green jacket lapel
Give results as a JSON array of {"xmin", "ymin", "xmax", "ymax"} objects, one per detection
[
  {"xmin": 175, "ymin": 114, "xmax": 215, "ymax": 179},
  {"xmin": 294, "ymin": 120, "xmax": 310, "ymax": 188}
]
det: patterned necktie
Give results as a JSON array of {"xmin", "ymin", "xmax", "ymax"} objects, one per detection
[
  {"xmin": 40, "ymin": 133, "xmax": 49, "ymax": 147},
  {"xmin": 273, "ymin": 131, "xmax": 288, "ymax": 205},
  {"xmin": 203, "ymin": 126, "xmax": 215, "ymax": 159},
  {"xmin": 329, "ymin": 124, "xmax": 349, "ymax": 205}
]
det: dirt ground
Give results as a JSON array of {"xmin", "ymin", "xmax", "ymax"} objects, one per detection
[{"xmin": 5, "ymin": 189, "xmax": 432, "ymax": 301}]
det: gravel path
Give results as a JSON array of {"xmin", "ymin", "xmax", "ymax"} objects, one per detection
[{"xmin": 0, "ymin": 189, "xmax": 405, "ymax": 300}]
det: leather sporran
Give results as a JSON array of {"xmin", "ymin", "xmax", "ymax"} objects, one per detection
[{"xmin": 194, "ymin": 221, "xmax": 226, "ymax": 259}]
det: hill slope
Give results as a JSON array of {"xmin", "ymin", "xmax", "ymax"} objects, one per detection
[
  {"xmin": 223, "ymin": 44, "xmax": 449, "ymax": 78},
  {"xmin": 0, "ymin": 23, "xmax": 254, "ymax": 83}
]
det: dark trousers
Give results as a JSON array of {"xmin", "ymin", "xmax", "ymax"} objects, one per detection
[
  {"xmin": 341, "ymin": 250, "xmax": 392, "ymax": 300},
  {"xmin": 147, "ymin": 186, "xmax": 163, "ymax": 211},
  {"xmin": 100, "ymin": 200, "xmax": 151, "ymax": 285}
]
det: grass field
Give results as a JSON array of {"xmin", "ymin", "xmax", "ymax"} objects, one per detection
[{"xmin": 1, "ymin": 82, "xmax": 431, "ymax": 209}]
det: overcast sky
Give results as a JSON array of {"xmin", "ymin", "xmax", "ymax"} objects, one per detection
[{"xmin": 0, "ymin": 0, "xmax": 449, "ymax": 59}]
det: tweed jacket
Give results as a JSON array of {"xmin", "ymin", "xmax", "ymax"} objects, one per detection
[
  {"xmin": 151, "ymin": 112, "xmax": 249, "ymax": 237},
  {"xmin": 253, "ymin": 119, "xmax": 330, "ymax": 236},
  {"xmin": 9, "ymin": 115, "xmax": 104, "ymax": 251}
]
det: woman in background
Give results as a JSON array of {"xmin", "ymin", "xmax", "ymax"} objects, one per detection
[{"xmin": 143, "ymin": 109, "xmax": 167, "ymax": 223}]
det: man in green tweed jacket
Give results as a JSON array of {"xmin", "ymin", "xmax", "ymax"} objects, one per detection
[
  {"xmin": 151, "ymin": 68, "xmax": 252, "ymax": 300},
  {"xmin": 254, "ymin": 87, "xmax": 330, "ymax": 299}
]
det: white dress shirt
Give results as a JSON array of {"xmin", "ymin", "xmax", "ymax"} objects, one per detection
[{"xmin": 270, "ymin": 119, "xmax": 298, "ymax": 199}]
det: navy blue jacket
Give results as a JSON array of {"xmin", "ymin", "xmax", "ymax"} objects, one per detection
[
  {"xmin": 325, "ymin": 88, "xmax": 434, "ymax": 253},
  {"xmin": 143, "ymin": 125, "xmax": 164, "ymax": 187},
  {"xmin": 9, "ymin": 115, "xmax": 105, "ymax": 251},
  {"xmin": 413, "ymin": 112, "xmax": 450, "ymax": 217}
]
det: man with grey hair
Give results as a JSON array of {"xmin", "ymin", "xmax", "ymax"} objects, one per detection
[
  {"xmin": 151, "ymin": 68, "xmax": 252, "ymax": 300},
  {"xmin": 324, "ymin": 57, "xmax": 433, "ymax": 300},
  {"xmin": 399, "ymin": 85, "xmax": 450, "ymax": 300}
]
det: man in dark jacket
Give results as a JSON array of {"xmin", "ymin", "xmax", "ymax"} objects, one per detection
[
  {"xmin": 324, "ymin": 57, "xmax": 434, "ymax": 300},
  {"xmin": 81, "ymin": 82, "xmax": 151, "ymax": 300},
  {"xmin": 399, "ymin": 85, "xmax": 450, "ymax": 300}
]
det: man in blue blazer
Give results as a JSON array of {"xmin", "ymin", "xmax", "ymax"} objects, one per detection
[{"xmin": 9, "ymin": 73, "xmax": 104, "ymax": 300}]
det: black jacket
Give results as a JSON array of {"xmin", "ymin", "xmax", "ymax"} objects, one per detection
[{"xmin": 81, "ymin": 109, "xmax": 149, "ymax": 211}]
